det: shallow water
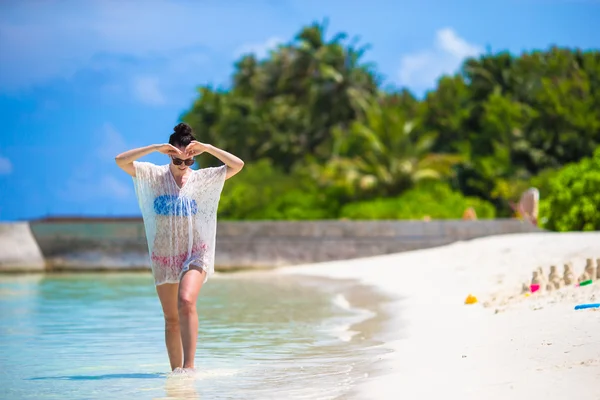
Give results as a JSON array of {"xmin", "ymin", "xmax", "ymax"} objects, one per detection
[{"xmin": 0, "ymin": 272, "xmax": 386, "ymax": 399}]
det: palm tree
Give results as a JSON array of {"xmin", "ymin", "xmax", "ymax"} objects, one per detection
[
  {"xmin": 316, "ymin": 98, "xmax": 461, "ymax": 200},
  {"xmin": 281, "ymin": 21, "xmax": 379, "ymax": 158},
  {"xmin": 186, "ymin": 21, "xmax": 380, "ymax": 172}
]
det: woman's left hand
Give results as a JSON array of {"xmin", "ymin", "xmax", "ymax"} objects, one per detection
[{"xmin": 185, "ymin": 141, "xmax": 211, "ymax": 157}]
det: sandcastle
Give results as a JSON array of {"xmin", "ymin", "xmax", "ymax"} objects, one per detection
[
  {"xmin": 523, "ymin": 259, "xmax": 597, "ymax": 294},
  {"xmin": 563, "ymin": 263, "xmax": 575, "ymax": 286},
  {"xmin": 581, "ymin": 258, "xmax": 596, "ymax": 282},
  {"xmin": 531, "ymin": 270, "xmax": 543, "ymax": 286},
  {"xmin": 548, "ymin": 265, "xmax": 562, "ymax": 289}
]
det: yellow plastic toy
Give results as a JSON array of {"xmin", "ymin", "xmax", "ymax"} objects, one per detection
[{"xmin": 464, "ymin": 294, "xmax": 478, "ymax": 305}]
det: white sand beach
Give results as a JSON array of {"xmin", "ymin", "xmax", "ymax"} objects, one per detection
[{"xmin": 280, "ymin": 231, "xmax": 600, "ymax": 399}]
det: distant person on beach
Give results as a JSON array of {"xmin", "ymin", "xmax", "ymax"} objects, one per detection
[
  {"xmin": 510, "ymin": 187, "xmax": 539, "ymax": 226},
  {"xmin": 115, "ymin": 123, "xmax": 244, "ymax": 372},
  {"xmin": 462, "ymin": 207, "xmax": 477, "ymax": 220}
]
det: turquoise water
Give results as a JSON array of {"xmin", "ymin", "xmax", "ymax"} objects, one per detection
[{"xmin": 0, "ymin": 272, "xmax": 385, "ymax": 399}]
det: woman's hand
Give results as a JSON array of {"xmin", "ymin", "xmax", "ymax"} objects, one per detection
[
  {"xmin": 185, "ymin": 141, "xmax": 210, "ymax": 157},
  {"xmin": 156, "ymin": 144, "xmax": 183, "ymax": 156},
  {"xmin": 115, "ymin": 144, "xmax": 180, "ymax": 177}
]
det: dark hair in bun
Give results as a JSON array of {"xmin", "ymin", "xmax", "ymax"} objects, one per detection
[{"xmin": 169, "ymin": 123, "xmax": 194, "ymax": 147}]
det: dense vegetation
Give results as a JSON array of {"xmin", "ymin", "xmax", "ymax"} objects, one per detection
[
  {"xmin": 182, "ymin": 22, "xmax": 600, "ymax": 229},
  {"xmin": 539, "ymin": 149, "xmax": 600, "ymax": 231}
]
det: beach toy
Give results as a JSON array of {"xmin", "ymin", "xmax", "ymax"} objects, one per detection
[
  {"xmin": 578, "ymin": 271, "xmax": 591, "ymax": 284},
  {"xmin": 574, "ymin": 303, "xmax": 600, "ymax": 310},
  {"xmin": 530, "ymin": 284, "xmax": 540, "ymax": 293},
  {"xmin": 579, "ymin": 279, "xmax": 592, "ymax": 287},
  {"xmin": 464, "ymin": 294, "xmax": 478, "ymax": 305}
]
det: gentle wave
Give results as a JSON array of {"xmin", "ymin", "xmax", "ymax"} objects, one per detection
[{"xmin": 327, "ymin": 293, "xmax": 377, "ymax": 342}]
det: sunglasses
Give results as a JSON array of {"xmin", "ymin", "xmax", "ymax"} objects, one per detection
[{"xmin": 171, "ymin": 156, "xmax": 195, "ymax": 166}]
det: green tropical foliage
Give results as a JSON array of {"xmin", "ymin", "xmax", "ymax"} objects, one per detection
[
  {"xmin": 182, "ymin": 21, "xmax": 600, "ymax": 226},
  {"xmin": 217, "ymin": 159, "xmax": 337, "ymax": 220},
  {"xmin": 539, "ymin": 149, "xmax": 600, "ymax": 231},
  {"xmin": 340, "ymin": 181, "xmax": 496, "ymax": 220}
]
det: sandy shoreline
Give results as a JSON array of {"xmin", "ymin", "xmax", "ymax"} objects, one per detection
[{"xmin": 279, "ymin": 231, "xmax": 600, "ymax": 400}]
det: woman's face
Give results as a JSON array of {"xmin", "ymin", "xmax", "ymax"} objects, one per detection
[{"xmin": 171, "ymin": 146, "xmax": 195, "ymax": 171}]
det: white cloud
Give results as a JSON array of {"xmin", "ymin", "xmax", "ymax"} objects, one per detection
[
  {"xmin": 234, "ymin": 37, "xmax": 283, "ymax": 59},
  {"xmin": 97, "ymin": 123, "xmax": 128, "ymax": 159},
  {"xmin": 0, "ymin": 0, "xmax": 278, "ymax": 91},
  {"xmin": 132, "ymin": 76, "xmax": 165, "ymax": 106},
  {"xmin": 0, "ymin": 156, "xmax": 13, "ymax": 175},
  {"xmin": 0, "ymin": 1, "xmax": 202, "ymax": 90},
  {"xmin": 398, "ymin": 28, "xmax": 482, "ymax": 91}
]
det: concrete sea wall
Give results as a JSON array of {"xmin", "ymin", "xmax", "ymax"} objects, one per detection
[
  {"xmin": 215, "ymin": 219, "xmax": 542, "ymax": 269},
  {"xmin": 0, "ymin": 222, "xmax": 46, "ymax": 271},
  {"xmin": 29, "ymin": 218, "xmax": 149, "ymax": 271},
  {"xmin": 0, "ymin": 218, "xmax": 544, "ymax": 272}
]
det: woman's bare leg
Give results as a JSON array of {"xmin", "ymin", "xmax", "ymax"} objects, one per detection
[
  {"xmin": 156, "ymin": 283, "xmax": 183, "ymax": 371},
  {"xmin": 178, "ymin": 267, "xmax": 206, "ymax": 369}
]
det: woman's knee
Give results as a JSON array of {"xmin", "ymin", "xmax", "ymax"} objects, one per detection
[
  {"xmin": 178, "ymin": 292, "xmax": 196, "ymax": 315},
  {"xmin": 164, "ymin": 312, "xmax": 179, "ymax": 328}
]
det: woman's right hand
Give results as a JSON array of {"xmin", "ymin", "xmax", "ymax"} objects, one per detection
[
  {"xmin": 155, "ymin": 144, "xmax": 183, "ymax": 156},
  {"xmin": 116, "ymin": 143, "xmax": 183, "ymax": 177}
]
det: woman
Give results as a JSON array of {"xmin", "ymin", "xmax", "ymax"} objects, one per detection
[{"xmin": 115, "ymin": 123, "xmax": 244, "ymax": 372}]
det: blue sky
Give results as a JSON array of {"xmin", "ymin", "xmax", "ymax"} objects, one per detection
[{"xmin": 0, "ymin": 0, "xmax": 598, "ymax": 221}]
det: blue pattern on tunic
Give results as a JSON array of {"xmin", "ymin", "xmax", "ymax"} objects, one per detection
[{"xmin": 153, "ymin": 195, "xmax": 198, "ymax": 216}]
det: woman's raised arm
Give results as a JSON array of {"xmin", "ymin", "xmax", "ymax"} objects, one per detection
[{"xmin": 115, "ymin": 144, "xmax": 182, "ymax": 177}]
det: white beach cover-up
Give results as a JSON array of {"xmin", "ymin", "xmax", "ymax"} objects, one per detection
[{"xmin": 132, "ymin": 161, "xmax": 227, "ymax": 285}]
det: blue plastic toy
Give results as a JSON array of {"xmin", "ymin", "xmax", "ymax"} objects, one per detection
[{"xmin": 574, "ymin": 303, "xmax": 600, "ymax": 310}]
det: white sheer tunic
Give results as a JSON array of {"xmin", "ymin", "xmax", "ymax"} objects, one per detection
[{"xmin": 132, "ymin": 161, "xmax": 227, "ymax": 285}]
